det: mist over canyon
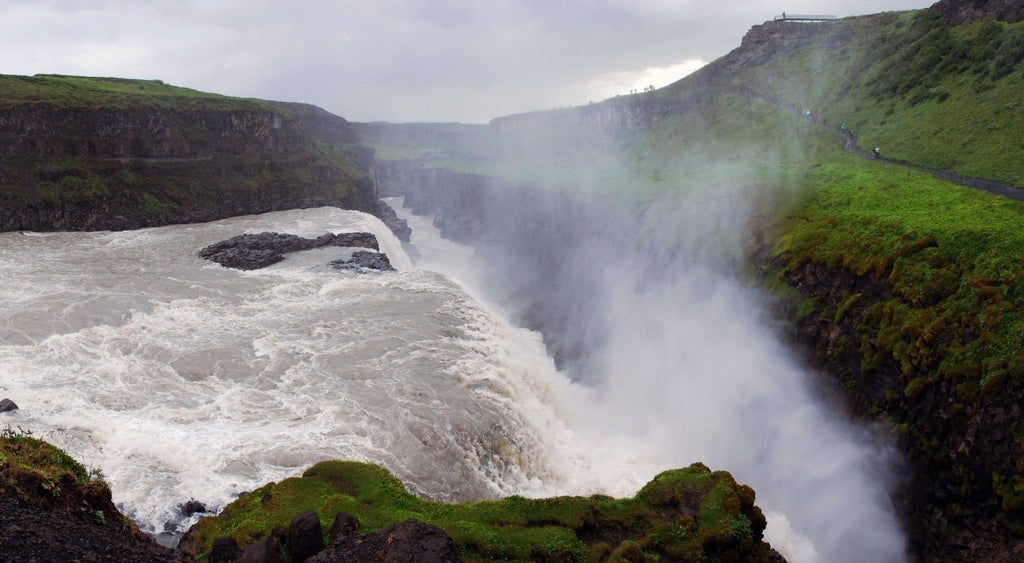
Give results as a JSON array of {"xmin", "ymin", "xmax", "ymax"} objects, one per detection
[{"xmin": 3, "ymin": 2, "xmax": 1024, "ymax": 562}]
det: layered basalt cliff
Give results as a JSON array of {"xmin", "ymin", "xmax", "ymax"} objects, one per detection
[
  {"xmin": 766, "ymin": 257, "xmax": 1024, "ymax": 562},
  {"xmin": 0, "ymin": 75, "xmax": 377, "ymax": 232}
]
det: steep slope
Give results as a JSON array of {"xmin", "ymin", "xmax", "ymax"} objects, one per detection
[
  {"xmin": 0, "ymin": 74, "xmax": 377, "ymax": 231},
  {"xmin": 706, "ymin": 5, "xmax": 1024, "ymax": 185}
]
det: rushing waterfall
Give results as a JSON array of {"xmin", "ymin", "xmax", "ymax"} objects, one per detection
[
  {"xmin": 0, "ymin": 199, "xmax": 905, "ymax": 562},
  {"xmin": 0, "ymin": 208, "xmax": 649, "ymax": 540},
  {"xmin": 391, "ymin": 192, "xmax": 907, "ymax": 563}
]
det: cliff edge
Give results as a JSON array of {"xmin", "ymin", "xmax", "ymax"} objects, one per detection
[{"xmin": 0, "ymin": 74, "xmax": 377, "ymax": 232}]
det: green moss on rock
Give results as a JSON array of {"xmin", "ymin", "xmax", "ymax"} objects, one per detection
[{"xmin": 184, "ymin": 460, "xmax": 780, "ymax": 562}]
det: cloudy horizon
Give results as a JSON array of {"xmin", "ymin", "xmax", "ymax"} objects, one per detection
[{"xmin": 2, "ymin": 0, "xmax": 935, "ymax": 123}]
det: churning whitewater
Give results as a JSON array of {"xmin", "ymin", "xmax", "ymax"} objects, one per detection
[
  {"xmin": 0, "ymin": 208, "xmax": 647, "ymax": 540},
  {"xmin": 0, "ymin": 202, "xmax": 905, "ymax": 562}
]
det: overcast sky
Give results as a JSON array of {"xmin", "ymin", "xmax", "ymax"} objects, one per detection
[{"xmin": 2, "ymin": 0, "xmax": 936, "ymax": 123}]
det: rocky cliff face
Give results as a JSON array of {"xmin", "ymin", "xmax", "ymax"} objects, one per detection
[
  {"xmin": 930, "ymin": 0, "xmax": 1024, "ymax": 25},
  {"xmin": 720, "ymin": 19, "xmax": 845, "ymax": 72},
  {"xmin": 1, "ymin": 105, "xmax": 285, "ymax": 159},
  {"xmin": 0, "ymin": 80, "xmax": 377, "ymax": 232},
  {"xmin": 768, "ymin": 258, "xmax": 1024, "ymax": 562}
]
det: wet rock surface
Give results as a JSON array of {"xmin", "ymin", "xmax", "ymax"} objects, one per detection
[
  {"xmin": 198, "ymin": 231, "xmax": 381, "ymax": 270},
  {"xmin": 330, "ymin": 250, "xmax": 394, "ymax": 272},
  {"xmin": 375, "ymin": 199, "xmax": 411, "ymax": 242}
]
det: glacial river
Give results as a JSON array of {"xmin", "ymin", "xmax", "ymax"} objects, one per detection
[{"xmin": 0, "ymin": 201, "xmax": 905, "ymax": 562}]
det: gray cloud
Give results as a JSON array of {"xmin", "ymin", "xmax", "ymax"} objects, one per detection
[{"xmin": 0, "ymin": 0, "xmax": 935, "ymax": 122}]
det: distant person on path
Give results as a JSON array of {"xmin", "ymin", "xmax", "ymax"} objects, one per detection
[
  {"xmin": 840, "ymin": 122, "xmax": 846, "ymax": 132},
  {"xmin": 873, "ymin": 146, "xmax": 880, "ymax": 159}
]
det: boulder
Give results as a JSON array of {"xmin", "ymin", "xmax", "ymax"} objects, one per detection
[
  {"xmin": 326, "ymin": 512, "xmax": 360, "ymax": 544},
  {"xmin": 179, "ymin": 499, "xmax": 208, "ymax": 517},
  {"xmin": 208, "ymin": 536, "xmax": 241, "ymax": 563},
  {"xmin": 0, "ymin": 398, "xmax": 17, "ymax": 412},
  {"xmin": 288, "ymin": 510, "xmax": 324, "ymax": 563},
  {"xmin": 330, "ymin": 250, "xmax": 394, "ymax": 272},
  {"xmin": 307, "ymin": 519, "xmax": 462, "ymax": 563},
  {"xmin": 236, "ymin": 535, "xmax": 286, "ymax": 563}
]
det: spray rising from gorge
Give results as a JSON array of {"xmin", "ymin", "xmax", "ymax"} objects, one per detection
[{"xmin": 379, "ymin": 98, "xmax": 909, "ymax": 561}]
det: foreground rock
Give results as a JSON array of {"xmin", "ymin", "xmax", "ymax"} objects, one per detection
[
  {"xmin": 0, "ymin": 495, "xmax": 189, "ymax": 563},
  {"xmin": 198, "ymin": 231, "xmax": 384, "ymax": 270},
  {"xmin": 308, "ymin": 519, "xmax": 461, "ymax": 563},
  {"xmin": 183, "ymin": 460, "xmax": 785, "ymax": 562},
  {"xmin": 0, "ymin": 432, "xmax": 189, "ymax": 562}
]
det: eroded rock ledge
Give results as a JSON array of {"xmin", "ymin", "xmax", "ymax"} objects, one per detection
[
  {"xmin": 182, "ymin": 460, "xmax": 785, "ymax": 562},
  {"xmin": 198, "ymin": 231, "xmax": 392, "ymax": 271}
]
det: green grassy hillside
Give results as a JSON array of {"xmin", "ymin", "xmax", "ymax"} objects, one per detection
[
  {"xmin": 712, "ymin": 9, "xmax": 1024, "ymax": 185},
  {"xmin": 0, "ymin": 74, "xmax": 255, "ymax": 110}
]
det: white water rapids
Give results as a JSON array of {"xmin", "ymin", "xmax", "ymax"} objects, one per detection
[{"xmin": 0, "ymin": 202, "xmax": 906, "ymax": 562}]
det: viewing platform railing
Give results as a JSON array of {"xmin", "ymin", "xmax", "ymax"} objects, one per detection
[{"xmin": 773, "ymin": 14, "xmax": 837, "ymax": 22}]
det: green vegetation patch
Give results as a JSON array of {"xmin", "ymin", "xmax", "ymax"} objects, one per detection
[
  {"xmin": 772, "ymin": 151, "xmax": 1024, "ymax": 393},
  {"xmin": 188, "ymin": 460, "xmax": 777, "ymax": 562},
  {"xmin": 767, "ymin": 148, "xmax": 1024, "ymax": 528},
  {"xmin": 722, "ymin": 11, "xmax": 1024, "ymax": 185},
  {"xmin": 0, "ymin": 426, "xmax": 107, "ymax": 508},
  {"xmin": 0, "ymin": 74, "xmax": 266, "ymax": 111}
]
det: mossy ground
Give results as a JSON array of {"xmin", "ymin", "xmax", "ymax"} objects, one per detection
[
  {"xmin": 0, "ymin": 74, "xmax": 265, "ymax": 111},
  {"xmin": 0, "ymin": 426, "xmax": 113, "ymax": 516},
  {"xmin": 188, "ymin": 460, "xmax": 776, "ymax": 563}
]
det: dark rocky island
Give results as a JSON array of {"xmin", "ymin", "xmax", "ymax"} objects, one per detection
[{"xmin": 198, "ymin": 231, "xmax": 390, "ymax": 271}]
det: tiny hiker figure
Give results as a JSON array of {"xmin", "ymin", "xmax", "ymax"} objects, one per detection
[{"xmin": 873, "ymin": 146, "xmax": 880, "ymax": 159}]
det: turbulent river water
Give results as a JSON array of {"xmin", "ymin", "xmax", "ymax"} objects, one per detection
[{"xmin": 0, "ymin": 201, "xmax": 906, "ymax": 562}]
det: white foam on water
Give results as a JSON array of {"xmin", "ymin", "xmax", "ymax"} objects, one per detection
[{"xmin": 0, "ymin": 207, "xmax": 602, "ymax": 534}]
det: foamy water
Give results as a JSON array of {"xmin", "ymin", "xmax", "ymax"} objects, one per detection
[
  {"xmin": 0, "ymin": 207, "xmax": 647, "ymax": 537},
  {"xmin": 0, "ymin": 201, "xmax": 906, "ymax": 562}
]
